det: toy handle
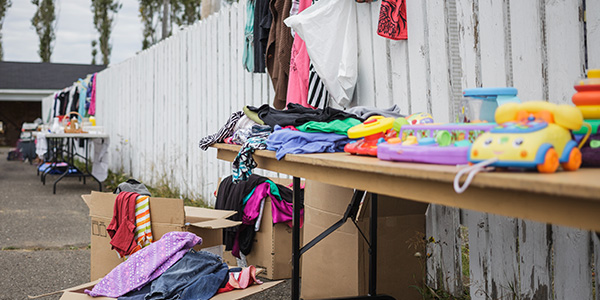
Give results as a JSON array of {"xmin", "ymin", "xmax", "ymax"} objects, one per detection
[
  {"xmin": 495, "ymin": 101, "xmax": 583, "ymax": 130},
  {"xmin": 578, "ymin": 123, "xmax": 593, "ymax": 149},
  {"xmin": 453, "ymin": 158, "xmax": 499, "ymax": 194}
]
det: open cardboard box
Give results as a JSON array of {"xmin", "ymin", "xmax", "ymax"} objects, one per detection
[
  {"xmin": 55, "ymin": 192, "xmax": 284, "ymax": 300},
  {"xmin": 82, "ymin": 191, "xmax": 242, "ymax": 280},
  {"xmin": 57, "ymin": 270, "xmax": 284, "ymax": 300}
]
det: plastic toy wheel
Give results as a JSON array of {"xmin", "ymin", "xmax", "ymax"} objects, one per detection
[
  {"xmin": 561, "ymin": 147, "xmax": 582, "ymax": 171},
  {"xmin": 537, "ymin": 148, "xmax": 559, "ymax": 173}
]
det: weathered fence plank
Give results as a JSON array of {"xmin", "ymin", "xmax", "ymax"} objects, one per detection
[
  {"xmin": 356, "ymin": 2, "xmax": 376, "ymax": 108},
  {"xmin": 487, "ymin": 215, "xmax": 518, "ymax": 300},
  {"xmin": 545, "ymin": 0, "xmax": 585, "ymax": 104},
  {"xmin": 478, "ymin": 0, "xmax": 510, "ymax": 87},
  {"xmin": 553, "ymin": 226, "xmax": 592, "ymax": 300},
  {"xmin": 466, "ymin": 210, "xmax": 489, "ymax": 300},
  {"xmin": 589, "ymin": 0, "xmax": 600, "ymax": 69},
  {"xmin": 405, "ymin": 0, "xmax": 430, "ymax": 115},
  {"xmin": 509, "ymin": 0, "xmax": 545, "ymax": 102},
  {"xmin": 425, "ymin": 205, "xmax": 463, "ymax": 295},
  {"xmin": 518, "ymin": 220, "xmax": 551, "ymax": 300}
]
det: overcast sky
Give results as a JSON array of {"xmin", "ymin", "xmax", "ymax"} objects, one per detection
[{"xmin": 3, "ymin": 0, "xmax": 141, "ymax": 66}]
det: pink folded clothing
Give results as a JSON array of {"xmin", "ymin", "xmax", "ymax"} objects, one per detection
[{"xmin": 217, "ymin": 266, "xmax": 263, "ymax": 293}]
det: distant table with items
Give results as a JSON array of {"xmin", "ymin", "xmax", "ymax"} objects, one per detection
[
  {"xmin": 213, "ymin": 143, "xmax": 600, "ymax": 300},
  {"xmin": 36, "ymin": 132, "xmax": 109, "ymax": 194}
]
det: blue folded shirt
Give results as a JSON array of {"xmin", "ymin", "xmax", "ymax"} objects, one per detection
[{"xmin": 266, "ymin": 125, "xmax": 355, "ymax": 160}]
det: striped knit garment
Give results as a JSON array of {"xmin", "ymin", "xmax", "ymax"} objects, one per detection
[
  {"xmin": 199, "ymin": 111, "xmax": 244, "ymax": 150},
  {"xmin": 306, "ymin": 0, "xmax": 330, "ymax": 110},
  {"xmin": 307, "ymin": 63, "xmax": 330, "ymax": 109},
  {"xmin": 128, "ymin": 195, "xmax": 153, "ymax": 256}
]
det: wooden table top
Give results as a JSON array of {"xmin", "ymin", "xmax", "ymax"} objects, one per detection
[{"xmin": 214, "ymin": 143, "xmax": 600, "ymax": 231}]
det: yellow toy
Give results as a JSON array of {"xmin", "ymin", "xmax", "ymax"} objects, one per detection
[{"xmin": 468, "ymin": 101, "xmax": 590, "ymax": 173}]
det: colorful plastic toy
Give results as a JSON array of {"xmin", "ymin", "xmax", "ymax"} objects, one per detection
[
  {"xmin": 406, "ymin": 112, "xmax": 434, "ymax": 125},
  {"xmin": 462, "ymin": 87, "xmax": 521, "ymax": 122},
  {"xmin": 572, "ymin": 69, "xmax": 600, "ymax": 167},
  {"xmin": 468, "ymin": 101, "xmax": 589, "ymax": 173},
  {"xmin": 573, "ymin": 119, "xmax": 600, "ymax": 135},
  {"xmin": 345, "ymin": 116, "xmax": 395, "ymax": 156},
  {"xmin": 377, "ymin": 123, "xmax": 495, "ymax": 165}
]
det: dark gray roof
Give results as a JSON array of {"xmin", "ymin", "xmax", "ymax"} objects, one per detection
[{"xmin": 0, "ymin": 61, "xmax": 106, "ymax": 90}]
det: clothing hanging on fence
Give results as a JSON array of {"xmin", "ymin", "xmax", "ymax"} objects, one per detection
[
  {"xmin": 285, "ymin": 0, "xmax": 358, "ymax": 108},
  {"xmin": 89, "ymin": 73, "xmax": 97, "ymax": 115},
  {"xmin": 49, "ymin": 74, "xmax": 95, "ymax": 119},
  {"xmin": 65, "ymin": 86, "xmax": 76, "ymax": 116},
  {"xmin": 77, "ymin": 78, "xmax": 89, "ymax": 118},
  {"xmin": 285, "ymin": 0, "xmax": 312, "ymax": 107},
  {"xmin": 303, "ymin": 0, "xmax": 331, "ymax": 110},
  {"xmin": 58, "ymin": 90, "xmax": 69, "ymax": 116},
  {"xmin": 253, "ymin": 0, "xmax": 271, "ymax": 73},
  {"xmin": 265, "ymin": 0, "xmax": 294, "ymax": 109},
  {"xmin": 243, "ymin": 0, "xmax": 256, "ymax": 72},
  {"xmin": 377, "ymin": 0, "xmax": 408, "ymax": 40},
  {"xmin": 307, "ymin": 62, "xmax": 330, "ymax": 109}
]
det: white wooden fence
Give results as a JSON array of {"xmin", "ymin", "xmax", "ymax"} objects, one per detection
[{"xmin": 89, "ymin": 0, "xmax": 599, "ymax": 298}]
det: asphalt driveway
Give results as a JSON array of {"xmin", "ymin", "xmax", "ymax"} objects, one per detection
[{"xmin": 0, "ymin": 147, "xmax": 290, "ymax": 300}]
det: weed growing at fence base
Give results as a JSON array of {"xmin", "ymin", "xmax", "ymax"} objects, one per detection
[
  {"xmin": 408, "ymin": 231, "xmax": 471, "ymax": 300},
  {"xmin": 103, "ymin": 168, "xmax": 209, "ymax": 208}
]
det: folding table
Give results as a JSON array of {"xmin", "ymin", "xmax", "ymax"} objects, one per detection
[{"xmin": 213, "ymin": 143, "xmax": 600, "ymax": 300}]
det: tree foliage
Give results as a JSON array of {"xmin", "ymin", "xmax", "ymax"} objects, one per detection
[
  {"xmin": 31, "ymin": 0, "xmax": 56, "ymax": 62},
  {"xmin": 91, "ymin": 0, "xmax": 122, "ymax": 65},
  {"xmin": 91, "ymin": 40, "xmax": 98, "ymax": 65},
  {"xmin": 171, "ymin": 0, "xmax": 201, "ymax": 27},
  {"xmin": 139, "ymin": 0, "xmax": 162, "ymax": 50},
  {"xmin": 0, "ymin": 0, "xmax": 11, "ymax": 61},
  {"xmin": 138, "ymin": 0, "xmax": 201, "ymax": 50}
]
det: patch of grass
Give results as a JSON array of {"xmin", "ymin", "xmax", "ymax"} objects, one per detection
[
  {"xmin": 412, "ymin": 285, "xmax": 471, "ymax": 300},
  {"xmin": 102, "ymin": 168, "xmax": 210, "ymax": 208},
  {"xmin": 103, "ymin": 168, "xmax": 130, "ymax": 193}
]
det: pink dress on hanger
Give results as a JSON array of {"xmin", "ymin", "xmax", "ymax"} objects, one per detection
[{"xmin": 285, "ymin": 0, "xmax": 312, "ymax": 108}]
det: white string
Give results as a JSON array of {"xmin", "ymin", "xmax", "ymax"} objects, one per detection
[{"xmin": 453, "ymin": 158, "xmax": 499, "ymax": 194}]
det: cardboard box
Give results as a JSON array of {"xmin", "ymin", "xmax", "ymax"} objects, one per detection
[
  {"xmin": 82, "ymin": 191, "xmax": 241, "ymax": 280},
  {"xmin": 301, "ymin": 180, "xmax": 427, "ymax": 300},
  {"xmin": 57, "ymin": 272, "xmax": 284, "ymax": 300},
  {"xmin": 221, "ymin": 194, "xmax": 302, "ymax": 280},
  {"xmin": 219, "ymin": 177, "xmax": 302, "ymax": 280}
]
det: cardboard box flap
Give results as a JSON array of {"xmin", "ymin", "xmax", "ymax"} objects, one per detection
[
  {"xmin": 147, "ymin": 197, "xmax": 185, "ymax": 224},
  {"xmin": 81, "ymin": 194, "xmax": 92, "ymax": 207},
  {"xmin": 184, "ymin": 206, "xmax": 236, "ymax": 223},
  {"xmin": 190, "ymin": 218, "xmax": 242, "ymax": 229},
  {"xmin": 86, "ymin": 192, "xmax": 185, "ymax": 224},
  {"xmin": 87, "ymin": 191, "xmax": 117, "ymax": 218}
]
